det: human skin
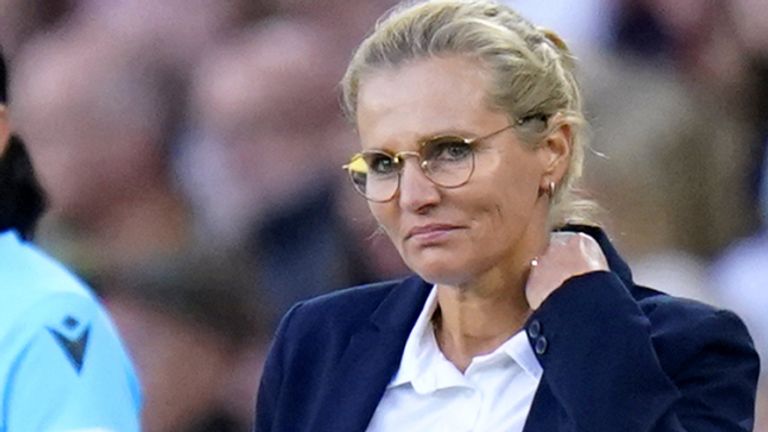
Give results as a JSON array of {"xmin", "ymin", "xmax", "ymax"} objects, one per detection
[
  {"xmin": 356, "ymin": 56, "xmax": 560, "ymax": 289},
  {"xmin": 353, "ymin": 55, "xmax": 605, "ymax": 369}
]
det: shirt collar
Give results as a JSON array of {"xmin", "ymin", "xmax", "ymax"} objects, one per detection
[
  {"xmin": 389, "ymin": 285, "xmax": 542, "ymax": 393},
  {"xmin": 497, "ymin": 329, "xmax": 543, "ymax": 380},
  {"xmin": 389, "ymin": 285, "xmax": 442, "ymax": 392}
]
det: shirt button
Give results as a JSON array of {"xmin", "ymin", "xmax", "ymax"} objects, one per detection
[
  {"xmin": 528, "ymin": 319, "xmax": 542, "ymax": 338},
  {"xmin": 535, "ymin": 336, "xmax": 548, "ymax": 355}
]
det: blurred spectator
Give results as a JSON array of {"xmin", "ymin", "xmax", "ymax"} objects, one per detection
[
  {"xmin": 8, "ymin": 20, "xmax": 270, "ymax": 432},
  {"xmin": 651, "ymin": 0, "xmax": 768, "ymax": 431},
  {"xmin": 578, "ymin": 0, "xmax": 765, "ymax": 263},
  {"xmin": 0, "ymin": 47, "xmax": 141, "ymax": 431},
  {"xmin": 614, "ymin": 0, "xmax": 768, "ymax": 217},
  {"xmin": 0, "ymin": 0, "xmax": 275, "ymax": 60},
  {"xmin": 78, "ymin": 0, "xmax": 274, "ymax": 65},
  {"xmin": 10, "ymin": 23, "xmax": 191, "ymax": 276},
  {"xmin": 0, "ymin": 0, "xmax": 77, "ymax": 58},
  {"xmin": 177, "ymin": 18, "xmax": 401, "ymax": 320},
  {"xmin": 712, "ymin": 138, "xmax": 768, "ymax": 431},
  {"xmin": 104, "ymin": 248, "xmax": 270, "ymax": 432},
  {"xmin": 504, "ymin": 0, "xmax": 614, "ymax": 59},
  {"xmin": 581, "ymin": 53, "xmax": 756, "ymax": 260},
  {"xmin": 275, "ymin": 0, "xmax": 394, "ymax": 53}
]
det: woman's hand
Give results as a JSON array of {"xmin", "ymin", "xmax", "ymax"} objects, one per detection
[{"xmin": 525, "ymin": 232, "xmax": 609, "ymax": 310}]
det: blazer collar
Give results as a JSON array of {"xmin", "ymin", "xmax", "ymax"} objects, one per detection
[{"xmin": 370, "ymin": 275, "xmax": 433, "ymax": 331}]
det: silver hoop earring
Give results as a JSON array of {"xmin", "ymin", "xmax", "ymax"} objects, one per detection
[{"xmin": 547, "ymin": 181, "xmax": 556, "ymax": 198}]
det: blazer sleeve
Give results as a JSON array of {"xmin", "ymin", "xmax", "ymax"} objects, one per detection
[
  {"xmin": 526, "ymin": 271, "xmax": 759, "ymax": 431},
  {"xmin": 255, "ymin": 302, "xmax": 303, "ymax": 432}
]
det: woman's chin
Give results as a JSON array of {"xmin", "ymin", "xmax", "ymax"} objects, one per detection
[
  {"xmin": 407, "ymin": 260, "xmax": 471, "ymax": 286},
  {"xmin": 401, "ymin": 244, "xmax": 484, "ymax": 285}
]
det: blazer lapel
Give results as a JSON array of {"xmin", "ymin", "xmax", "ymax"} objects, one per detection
[{"xmin": 313, "ymin": 276, "xmax": 432, "ymax": 432}]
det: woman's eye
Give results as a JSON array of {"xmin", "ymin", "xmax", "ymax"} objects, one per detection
[
  {"xmin": 431, "ymin": 140, "xmax": 472, "ymax": 161},
  {"xmin": 367, "ymin": 154, "xmax": 396, "ymax": 174}
]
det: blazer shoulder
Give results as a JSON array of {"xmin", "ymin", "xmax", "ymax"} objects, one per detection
[
  {"xmin": 635, "ymin": 284, "xmax": 739, "ymax": 325},
  {"xmin": 634, "ymin": 285, "xmax": 756, "ymax": 369}
]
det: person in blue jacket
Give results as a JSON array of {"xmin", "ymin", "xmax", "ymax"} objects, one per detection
[
  {"xmin": 255, "ymin": 1, "xmax": 760, "ymax": 431},
  {"xmin": 0, "ymin": 49, "xmax": 141, "ymax": 431}
]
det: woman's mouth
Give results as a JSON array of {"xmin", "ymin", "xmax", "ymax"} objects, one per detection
[{"xmin": 406, "ymin": 224, "xmax": 462, "ymax": 243}]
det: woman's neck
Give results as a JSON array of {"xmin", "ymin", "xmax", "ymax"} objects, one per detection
[
  {"xmin": 434, "ymin": 273, "xmax": 532, "ymax": 372},
  {"xmin": 433, "ymin": 218, "xmax": 549, "ymax": 372}
]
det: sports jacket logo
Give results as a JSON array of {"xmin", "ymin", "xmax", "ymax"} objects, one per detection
[{"xmin": 48, "ymin": 315, "xmax": 90, "ymax": 373}]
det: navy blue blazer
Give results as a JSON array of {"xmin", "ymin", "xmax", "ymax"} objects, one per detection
[{"xmin": 255, "ymin": 227, "xmax": 759, "ymax": 431}]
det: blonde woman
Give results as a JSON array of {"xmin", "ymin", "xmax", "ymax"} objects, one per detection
[{"xmin": 255, "ymin": 1, "xmax": 758, "ymax": 430}]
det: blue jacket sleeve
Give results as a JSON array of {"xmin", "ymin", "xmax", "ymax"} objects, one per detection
[
  {"xmin": 4, "ymin": 294, "xmax": 142, "ymax": 432},
  {"xmin": 526, "ymin": 271, "xmax": 759, "ymax": 431}
]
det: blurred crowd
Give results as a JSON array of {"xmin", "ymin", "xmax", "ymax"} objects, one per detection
[{"xmin": 0, "ymin": 0, "xmax": 766, "ymax": 430}]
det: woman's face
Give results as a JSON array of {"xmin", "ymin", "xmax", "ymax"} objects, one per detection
[{"xmin": 355, "ymin": 55, "xmax": 557, "ymax": 285}]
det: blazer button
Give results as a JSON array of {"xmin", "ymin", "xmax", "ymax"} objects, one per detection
[
  {"xmin": 528, "ymin": 320, "xmax": 541, "ymax": 339},
  {"xmin": 535, "ymin": 336, "xmax": 548, "ymax": 355}
]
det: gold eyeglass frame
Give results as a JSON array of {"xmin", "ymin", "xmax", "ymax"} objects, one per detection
[{"xmin": 343, "ymin": 114, "xmax": 549, "ymax": 203}]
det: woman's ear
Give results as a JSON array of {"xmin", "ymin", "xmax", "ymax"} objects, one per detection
[
  {"xmin": 537, "ymin": 118, "xmax": 571, "ymax": 187},
  {"xmin": 0, "ymin": 105, "xmax": 9, "ymax": 156}
]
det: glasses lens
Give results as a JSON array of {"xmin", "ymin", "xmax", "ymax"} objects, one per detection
[
  {"xmin": 421, "ymin": 137, "xmax": 474, "ymax": 187},
  {"xmin": 346, "ymin": 151, "xmax": 399, "ymax": 201}
]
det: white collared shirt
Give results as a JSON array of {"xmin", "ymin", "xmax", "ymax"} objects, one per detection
[{"xmin": 367, "ymin": 286, "xmax": 542, "ymax": 432}]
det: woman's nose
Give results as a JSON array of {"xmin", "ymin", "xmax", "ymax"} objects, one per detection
[{"xmin": 397, "ymin": 159, "xmax": 440, "ymax": 213}]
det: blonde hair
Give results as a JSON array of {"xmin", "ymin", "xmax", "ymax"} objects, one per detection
[{"xmin": 340, "ymin": 0, "xmax": 599, "ymax": 227}]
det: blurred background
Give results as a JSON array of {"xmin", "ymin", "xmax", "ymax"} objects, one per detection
[{"xmin": 1, "ymin": 0, "xmax": 766, "ymax": 430}]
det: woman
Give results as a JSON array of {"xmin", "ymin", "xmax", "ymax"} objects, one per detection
[
  {"xmin": 0, "ymin": 49, "xmax": 141, "ymax": 431},
  {"xmin": 255, "ymin": 1, "xmax": 759, "ymax": 431}
]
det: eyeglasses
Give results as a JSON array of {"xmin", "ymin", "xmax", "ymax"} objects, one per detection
[{"xmin": 343, "ymin": 114, "xmax": 548, "ymax": 202}]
